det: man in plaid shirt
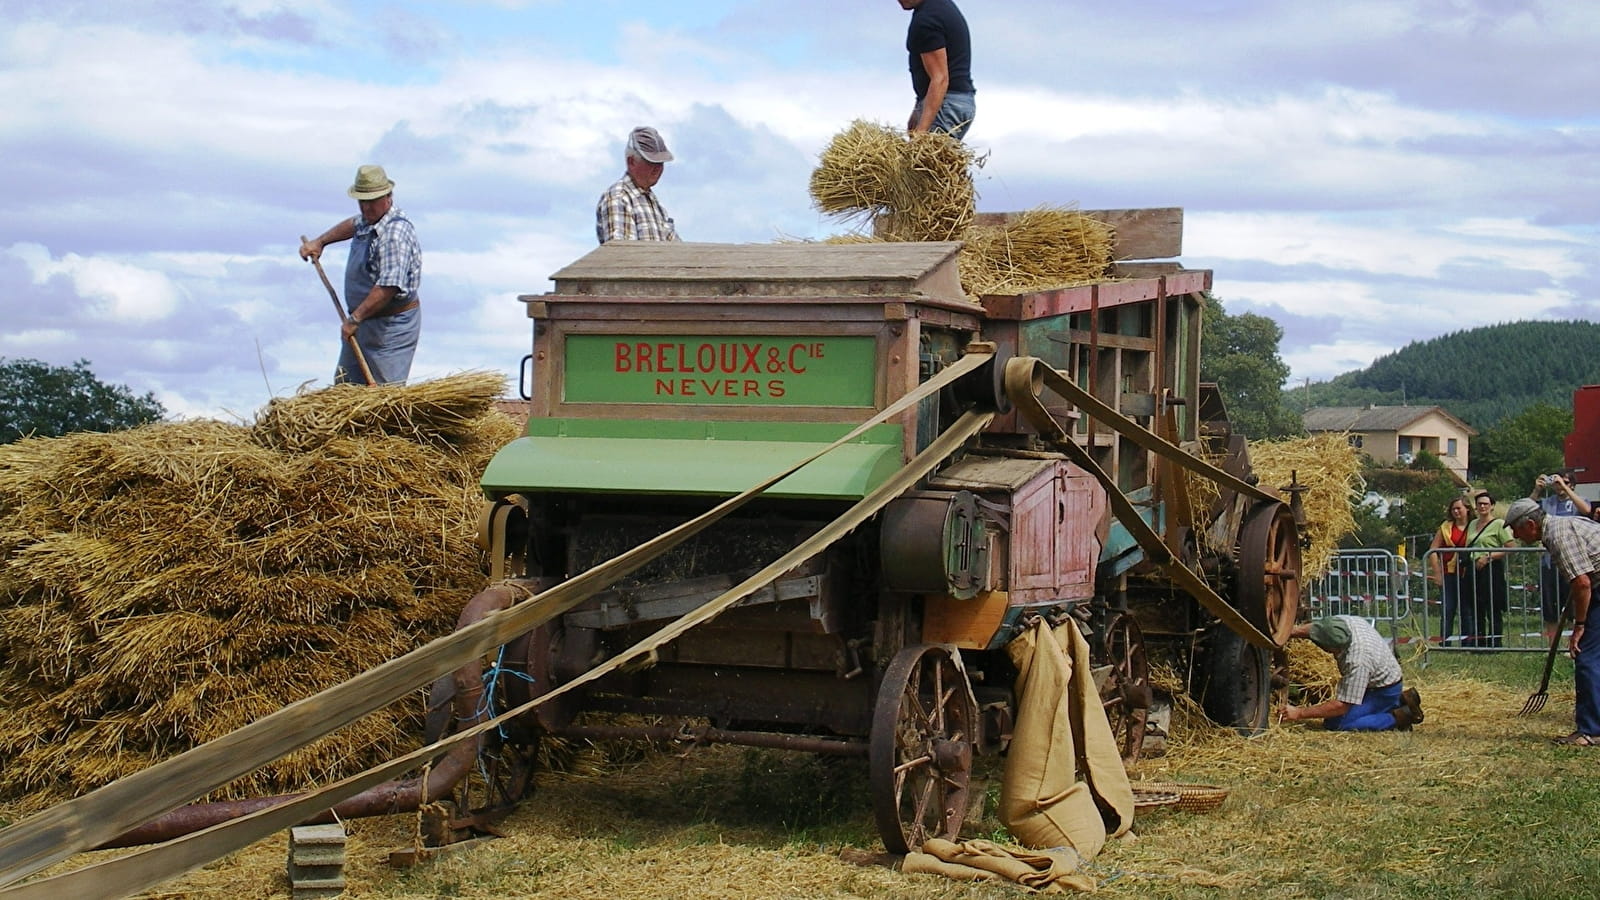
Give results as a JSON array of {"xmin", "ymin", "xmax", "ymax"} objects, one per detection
[
  {"xmin": 1282, "ymin": 616, "xmax": 1423, "ymax": 731},
  {"xmin": 1506, "ymin": 497, "xmax": 1600, "ymax": 745},
  {"xmin": 300, "ymin": 164, "xmax": 422, "ymax": 384},
  {"xmin": 595, "ymin": 126, "xmax": 679, "ymax": 244}
]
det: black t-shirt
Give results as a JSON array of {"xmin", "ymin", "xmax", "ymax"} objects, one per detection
[{"xmin": 907, "ymin": 0, "xmax": 974, "ymax": 98}]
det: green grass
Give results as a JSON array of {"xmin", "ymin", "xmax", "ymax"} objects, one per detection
[{"xmin": 126, "ymin": 651, "xmax": 1600, "ymax": 898}]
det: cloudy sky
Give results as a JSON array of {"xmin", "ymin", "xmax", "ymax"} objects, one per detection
[{"xmin": 3, "ymin": 0, "xmax": 1596, "ymax": 420}]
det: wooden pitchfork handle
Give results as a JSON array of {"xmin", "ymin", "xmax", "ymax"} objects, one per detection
[{"xmin": 301, "ymin": 235, "xmax": 376, "ymax": 386}]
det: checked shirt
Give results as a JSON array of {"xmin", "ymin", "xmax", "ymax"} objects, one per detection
[
  {"xmin": 596, "ymin": 176, "xmax": 678, "ymax": 243},
  {"xmin": 1331, "ymin": 615, "xmax": 1403, "ymax": 705}
]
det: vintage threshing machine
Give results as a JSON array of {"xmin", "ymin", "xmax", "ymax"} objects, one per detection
[{"xmin": 466, "ymin": 213, "xmax": 1305, "ymax": 853}]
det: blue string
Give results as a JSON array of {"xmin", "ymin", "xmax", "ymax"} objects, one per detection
[{"xmin": 476, "ymin": 643, "xmax": 537, "ymax": 740}]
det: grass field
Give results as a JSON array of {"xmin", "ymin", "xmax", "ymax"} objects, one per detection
[{"xmin": 15, "ymin": 646, "xmax": 1600, "ymax": 899}]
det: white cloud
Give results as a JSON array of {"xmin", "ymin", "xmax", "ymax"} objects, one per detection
[{"xmin": 6, "ymin": 242, "xmax": 181, "ymax": 322}]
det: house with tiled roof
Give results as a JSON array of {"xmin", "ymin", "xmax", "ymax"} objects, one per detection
[{"xmin": 1303, "ymin": 405, "xmax": 1476, "ymax": 484}]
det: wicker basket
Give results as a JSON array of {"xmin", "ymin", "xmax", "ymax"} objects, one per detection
[
  {"xmin": 1130, "ymin": 782, "xmax": 1229, "ymax": 813},
  {"xmin": 1131, "ymin": 789, "xmax": 1181, "ymax": 811}
]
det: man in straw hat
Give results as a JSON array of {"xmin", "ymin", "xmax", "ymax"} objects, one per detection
[
  {"xmin": 1281, "ymin": 616, "xmax": 1424, "ymax": 731},
  {"xmin": 299, "ymin": 164, "xmax": 422, "ymax": 384},
  {"xmin": 1505, "ymin": 496, "xmax": 1600, "ymax": 745},
  {"xmin": 596, "ymin": 126, "xmax": 679, "ymax": 244},
  {"xmin": 896, "ymin": 0, "xmax": 975, "ymax": 141}
]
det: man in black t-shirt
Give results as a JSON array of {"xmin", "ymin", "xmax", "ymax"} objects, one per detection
[{"xmin": 897, "ymin": 0, "xmax": 975, "ymax": 141}]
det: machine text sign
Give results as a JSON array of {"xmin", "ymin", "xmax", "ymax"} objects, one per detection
[{"xmin": 564, "ymin": 334, "xmax": 876, "ymax": 406}]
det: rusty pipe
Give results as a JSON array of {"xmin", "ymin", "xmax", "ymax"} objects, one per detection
[{"xmin": 99, "ymin": 583, "xmax": 527, "ymax": 848}]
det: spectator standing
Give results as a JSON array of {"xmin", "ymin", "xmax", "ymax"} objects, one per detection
[
  {"xmin": 299, "ymin": 165, "xmax": 423, "ymax": 384},
  {"xmin": 1428, "ymin": 497, "xmax": 1474, "ymax": 646},
  {"xmin": 1504, "ymin": 498, "xmax": 1600, "ymax": 745},
  {"xmin": 896, "ymin": 0, "xmax": 976, "ymax": 141},
  {"xmin": 596, "ymin": 126, "xmax": 679, "ymax": 244},
  {"xmin": 1465, "ymin": 491, "xmax": 1513, "ymax": 648}
]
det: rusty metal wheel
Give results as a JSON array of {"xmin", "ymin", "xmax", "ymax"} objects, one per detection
[
  {"xmin": 869, "ymin": 644, "xmax": 978, "ymax": 854},
  {"xmin": 420, "ymin": 666, "xmax": 539, "ymax": 845},
  {"xmin": 1100, "ymin": 613, "xmax": 1151, "ymax": 763},
  {"xmin": 1236, "ymin": 501, "xmax": 1302, "ymax": 646}
]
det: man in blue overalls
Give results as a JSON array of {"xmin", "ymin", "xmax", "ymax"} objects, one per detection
[{"xmin": 299, "ymin": 165, "xmax": 422, "ymax": 384}]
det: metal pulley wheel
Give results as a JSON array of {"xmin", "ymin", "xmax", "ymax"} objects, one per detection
[
  {"xmin": 1234, "ymin": 501, "xmax": 1303, "ymax": 646},
  {"xmin": 880, "ymin": 491, "xmax": 990, "ymax": 600}
]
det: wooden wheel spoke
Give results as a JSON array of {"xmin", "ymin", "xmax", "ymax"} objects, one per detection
[{"xmin": 871, "ymin": 645, "xmax": 975, "ymax": 855}]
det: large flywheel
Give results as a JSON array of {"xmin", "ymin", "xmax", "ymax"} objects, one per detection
[
  {"xmin": 1235, "ymin": 501, "xmax": 1302, "ymax": 646},
  {"xmin": 869, "ymin": 644, "xmax": 978, "ymax": 854}
]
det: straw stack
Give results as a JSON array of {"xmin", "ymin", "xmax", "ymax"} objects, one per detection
[
  {"xmin": 0, "ymin": 372, "xmax": 518, "ymax": 806},
  {"xmin": 808, "ymin": 120, "xmax": 1114, "ymax": 295},
  {"xmin": 1246, "ymin": 433, "xmax": 1364, "ymax": 578}
]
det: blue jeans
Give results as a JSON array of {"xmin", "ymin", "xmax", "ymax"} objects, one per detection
[
  {"xmin": 913, "ymin": 91, "xmax": 976, "ymax": 142},
  {"xmin": 1577, "ymin": 604, "xmax": 1600, "ymax": 735},
  {"xmin": 1327, "ymin": 681, "xmax": 1403, "ymax": 732}
]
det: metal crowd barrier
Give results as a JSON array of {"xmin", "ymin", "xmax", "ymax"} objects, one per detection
[
  {"xmin": 1414, "ymin": 545, "xmax": 1558, "ymax": 652},
  {"xmin": 1305, "ymin": 549, "xmax": 1415, "ymax": 645}
]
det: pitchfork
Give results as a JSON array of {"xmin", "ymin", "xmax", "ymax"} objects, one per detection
[{"xmin": 1520, "ymin": 604, "xmax": 1572, "ymax": 716}]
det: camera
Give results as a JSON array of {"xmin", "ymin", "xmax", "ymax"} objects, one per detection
[{"xmin": 1541, "ymin": 474, "xmax": 1561, "ymax": 487}]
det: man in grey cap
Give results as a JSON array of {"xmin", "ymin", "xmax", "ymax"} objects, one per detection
[
  {"xmin": 299, "ymin": 164, "xmax": 422, "ymax": 384},
  {"xmin": 1506, "ymin": 496, "xmax": 1600, "ymax": 745},
  {"xmin": 596, "ymin": 126, "xmax": 679, "ymax": 244},
  {"xmin": 1281, "ymin": 615, "xmax": 1423, "ymax": 731}
]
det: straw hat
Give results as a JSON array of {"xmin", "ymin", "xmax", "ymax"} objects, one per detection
[{"xmin": 347, "ymin": 165, "xmax": 395, "ymax": 200}]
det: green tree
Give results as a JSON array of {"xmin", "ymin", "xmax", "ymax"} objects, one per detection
[
  {"xmin": 1387, "ymin": 452, "xmax": 1464, "ymax": 543},
  {"xmin": 1200, "ymin": 294, "xmax": 1302, "ymax": 439},
  {"xmin": 1471, "ymin": 402, "xmax": 1571, "ymax": 499},
  {"xmin": 0, "ymin": 358, "xmax": 165, "ymax": 443}
]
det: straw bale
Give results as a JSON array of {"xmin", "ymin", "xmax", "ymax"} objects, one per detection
[
  {"xmin": 959, "ymin": 207, "xmax": 1115, "ymax": 295},
  {"xmin": 0, "ymin": 372, "xmax": 515, "ymax": 805},
  {"xmin": 809, "ymin": 119, "xmax": 977, "ymax": 243},
  {"xmin": 252, "ymin": 371, "xmax": 506, "ymax": 453},
  {"xmin": 1246, "ymin": 433, "xmax": 1364, "ymax": 578},
  {"xmin": 808, "ymin": 121, "xmax": 1116, "ymax": 297}
]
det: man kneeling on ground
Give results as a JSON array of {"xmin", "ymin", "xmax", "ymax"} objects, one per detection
[{"xmin": 1282, "ymin": 616, "xmax": 1424, "ymax": 731}]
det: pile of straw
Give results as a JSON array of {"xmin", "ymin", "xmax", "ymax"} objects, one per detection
[
  {"xmin": 1247, "ymin": 432, "xmax": 1364, "ymax": 578},
  {"xmin": 808, "ymin": 120, "xmax": 1114, "ymax": 296},
  {"xmin": 0, "ymin": 373, "xmax": 518, "ymax": 807},
  {"xmin": 959, "ymin": 208, "xmax": 1115, "ymax": 296}
]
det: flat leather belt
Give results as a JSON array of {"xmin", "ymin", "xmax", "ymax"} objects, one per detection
[{"xmin": 370, "ymin": 299, "xmax": 418, "ymax": 318}]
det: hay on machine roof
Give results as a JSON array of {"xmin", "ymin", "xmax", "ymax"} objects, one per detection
[
  {"xmin": 0, "ymin": 372, "xmax": 519, "ymax": 809},
  {"xmin": 808, "ymin": 119, "xmax": 1114, "ymax": 296}
]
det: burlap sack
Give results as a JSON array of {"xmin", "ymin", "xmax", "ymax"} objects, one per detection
[{"xmin": 999, "ymin": 618, "xmax": 1134, "ymax": 854}]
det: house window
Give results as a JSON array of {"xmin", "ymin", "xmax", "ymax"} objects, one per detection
[
  {"xmin": 1347, "ymin": 434, "xmax": 1364, "ymax": 449},
  {"xmin": 1447, "ymin": 438, "xmax": 1458, "ymax": 457},
  {"xmin": 1398, "ymin": 436, "xmax": 1412, "ymax": 455}
]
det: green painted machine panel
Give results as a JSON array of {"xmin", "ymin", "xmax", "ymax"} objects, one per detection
[
  {"xmin": 481, "ymin": 419, "xmax": 905, "ymax": 500},
  {"xmin": 564, "ymin": 334, "xmax": 877, "ymax": 407}
]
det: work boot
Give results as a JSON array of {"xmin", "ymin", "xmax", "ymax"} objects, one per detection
[
  {"xmin": 1391, "ymin": 705, "xmax": 1416, "ymax": 731},
  {"xmin": 1401, "ymin": 687, "xmax": 1425, "ymax": 724}
]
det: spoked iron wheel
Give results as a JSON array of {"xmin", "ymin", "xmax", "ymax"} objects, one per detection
[
  {"xmin": 869, "ymin": 644, "xmax": 979, "ymax": 854},
  {"xmin": 1236, "ymin": 501, "xmax": 1303, "ymax": 646},
  {"xmin": 1100, "ymin": 613, "xmax": 1151, "ymax": 763},
  {"xmin": 420, "ymin": 669, "xmax": 539, "ymax": 845}
]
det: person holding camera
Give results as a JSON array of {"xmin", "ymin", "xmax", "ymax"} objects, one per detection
[{"xmin": 1533, "ymin": 474, "xmax": 1586, "ymax": 641}]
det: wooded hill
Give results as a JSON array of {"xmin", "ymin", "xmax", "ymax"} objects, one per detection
[{"xmin": 1282, "ymin": 321, "xmax": 1600, "ymax": 429}]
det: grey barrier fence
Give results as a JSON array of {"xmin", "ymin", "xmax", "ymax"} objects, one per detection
[
  {"xmin": 1305, "ymin": 549, "xmax": 1415, "ymax": 645},
  {"xmin": 1415, "ymin": 545, "xmax": 1561, "ymax": 651}
]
